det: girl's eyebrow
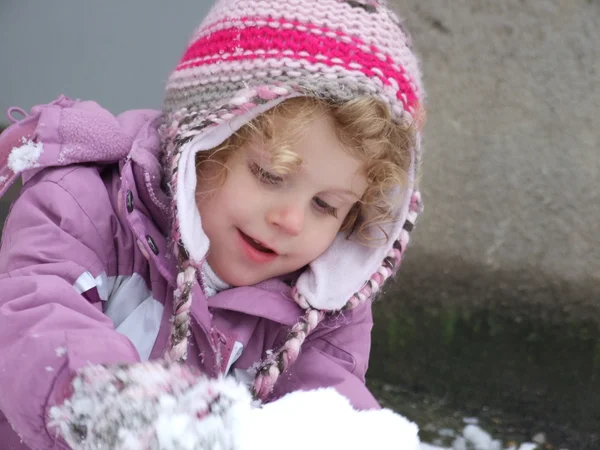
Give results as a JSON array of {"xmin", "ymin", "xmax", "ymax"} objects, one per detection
[
  {"xmin": 327, "ymin": 189, "xmax": 361, "ymax": 200},
  {"xmin": 246, "ymin": 146, "xmax": 362, "ymax": 199},
  {"xmin": 248, "ymin": 147, "xmax": 270, "ymax": 161}
]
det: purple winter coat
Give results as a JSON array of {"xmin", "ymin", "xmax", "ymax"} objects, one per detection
[{"xmin": 0, "ymin": 98, "xmax": 378, "ymax": 449}]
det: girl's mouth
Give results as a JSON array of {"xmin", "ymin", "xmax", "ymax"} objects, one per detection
[
  {"xmin": 240, "ymin": 231, "xmax": 276, "ymax": 253},
  {"xmin": 237, "ymin": 229, "xmax": 279, "ymax": 264}
]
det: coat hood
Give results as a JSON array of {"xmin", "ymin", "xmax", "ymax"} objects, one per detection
[{"xmin": 0, "ymin": 96, "xmax": 160, "ymax": 198}]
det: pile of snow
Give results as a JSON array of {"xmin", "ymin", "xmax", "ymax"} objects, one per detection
[
  {"xmin": 419, "ymin": 422, "xmax": 542, "ymax": 450},
  {"xmin": 49, "ymin": 362, "xmax": 555, "ymax": 450},
  {"xmin": 238, "ymin": 388, "xmax": 420, "ymax": 450},
  {"xmin": 7, "ymin": 139, "xmax": 43, "ymax": 172},
  {"xmin": 51, "ymin": 362, "xmax": 421, "ymax": 450},
  {"xmin": 155, "ymin": 386, "xmax": 422, "ymax": 450}
]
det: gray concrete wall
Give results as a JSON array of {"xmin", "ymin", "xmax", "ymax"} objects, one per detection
[{"xmin": 385, "ymin": 0, "xmax": 599, "ymax": 321}]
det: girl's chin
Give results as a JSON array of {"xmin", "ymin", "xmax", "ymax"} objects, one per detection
[
  {"xmin": 209, "ymin": 256, "xmax": 304, "ymax": 287},
  {"xmin": 227, "ymin": 276, "xmax": 267, "ymax": 287},
  {"xmin": 212, "ymin": 264, "xmax": 271, "ymax": 287}
]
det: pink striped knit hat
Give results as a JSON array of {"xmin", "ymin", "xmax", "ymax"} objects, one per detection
[{"xmin": 160, "ymin": 0, "xmax": 424, "ymax": 399}]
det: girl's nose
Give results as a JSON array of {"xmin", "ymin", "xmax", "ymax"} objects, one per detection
[{"xmin": 266, "ymin": 203, "xmax": 305, "ymax": 236}]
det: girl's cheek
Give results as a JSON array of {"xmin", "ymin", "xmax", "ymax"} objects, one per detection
[{"xmin": 311, "ymin": 226, "xmax": 336, "ymax": 252}]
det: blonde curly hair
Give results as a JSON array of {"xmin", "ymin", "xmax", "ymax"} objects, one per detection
[{"xmin": 196, "ymin": 96, "xmax": 416, "ymax": 244}]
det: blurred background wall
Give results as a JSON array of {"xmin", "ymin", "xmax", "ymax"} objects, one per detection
[
  {"xmin": 390, "ymin": 0, "xmax": 599, "ymax": 319},
  {"xmin": 0, "ymin": 1, "xmax": 211, "ymax": 113}
]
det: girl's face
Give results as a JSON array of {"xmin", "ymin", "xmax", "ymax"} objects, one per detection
[{"xmin": 196, "ymin": 113, "xmax": 368, "ymax": 287}]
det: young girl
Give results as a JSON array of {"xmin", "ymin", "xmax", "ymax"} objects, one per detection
[{"xmin": 0, "ymin": 0, "xmax": 424, "ymax": 448}]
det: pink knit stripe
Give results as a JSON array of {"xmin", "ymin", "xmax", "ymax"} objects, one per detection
[
  {"xmin": 183, "ymin": 12, "xmax": 423, "ymax": 103},
  {"xmin": 181, "ymin": 21, "xmax": 400, "ymax": 72},
  {"xmin": 176, "ymin": 26, "xmax": 418, "ymax": 110},
  {"xmin": 179, "ymin": 25, "xmax": 383, "ymax": 68},
  {"xmin": 195, "ymin": 14, "xmax": 420, "ymax": 86}
]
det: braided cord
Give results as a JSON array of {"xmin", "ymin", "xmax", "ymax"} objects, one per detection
[
  {"xmin": 165, "ymin": 266, "xmax": 196, "ymax": 363},
  {"xmin": 252, "ymin": 307, "xmax": 325, "ymax": 400}
]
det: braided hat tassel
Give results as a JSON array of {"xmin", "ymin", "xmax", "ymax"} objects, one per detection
[{"xmin": 165, "ymin": 265, "xmax": 196, "ymax": 363}]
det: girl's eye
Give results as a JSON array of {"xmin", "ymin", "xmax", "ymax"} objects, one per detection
[
  {"xmin": 314, "ymin": 197, "xmax": 338, "ymax": 218},
  {"xmin": 249, "ymin": 162, "xmax": 282, "ymax": 185}
]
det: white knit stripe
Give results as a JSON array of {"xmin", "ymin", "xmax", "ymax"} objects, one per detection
[
  {"xmin": 196, "ymin": 14, "xmax": 400, "ymax": 54},
  {"xmin": 199, "ymin": 0, "xmax": 402, "ymax": 45},
  {"xmin": 172, "ymin": 54, "xmax": 420, "ymax": 107},
  {"xmin": 170, "ymin": 56, "xmax": 385, "ymax": 85}
]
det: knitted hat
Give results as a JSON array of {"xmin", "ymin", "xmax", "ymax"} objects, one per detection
[{"xmin": 160, "ymin": 0, "xmax": 424, "ymax": 399}]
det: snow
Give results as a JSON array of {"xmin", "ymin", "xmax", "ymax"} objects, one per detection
[
  {"xmin": 155, "ymin": 385, "xmax": 421, "ymax": 450},
  {"xmin": 153, "ymin": 377, "xmax": 250, "ymax": 450},
  {"xmin": 421, "ymin": 444, "xmax": 449, "ymax": 450},
  {"xmin": 7, "ymin": 139, "xmax": 43, "ymax": 173},
  {"xmin": 463, "ymin": 424, "xmax": 502, "ymax": 450},
  {"xmin": 418, "ymin": 424, "xmax": 540, "ymax": 450},
  {"xmin": 57, "ymin": 145, "xmax": 76, "ymax": 164},
  {"xmin": 439, "ymin": 428, "xmax": 456, "ymax": 437},
  {"xmin": 531, "ymin": 433, "xmax": 546, "ymax": 445},
  {"xmin": 419, "ymin": 442, "xmax": 448, "ymax": 450},
  {"xmin": 50, "ymin": 363, "xmax": 420, "ymax": 450},
  {"xmin": 46, "ymin": 360, "xmax": 548, "ymax": 450},
  {"xmin": 236, "ymin": 388, "xmax": 420, "ymax": 450}
]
